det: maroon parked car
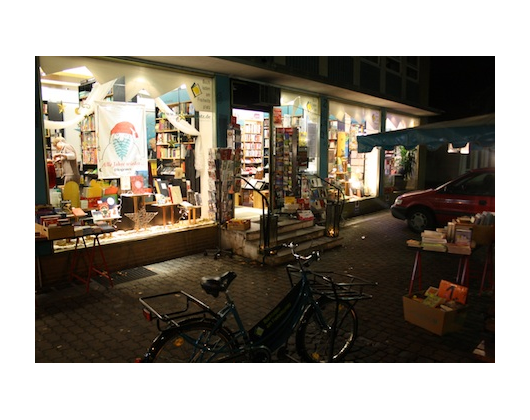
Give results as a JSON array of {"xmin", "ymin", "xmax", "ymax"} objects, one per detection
[{"xmin": 391, "ymin": 167, "xmax": 495, "ymax": 233}]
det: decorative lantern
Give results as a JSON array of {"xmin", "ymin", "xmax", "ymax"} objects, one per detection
[
  {"xmin": 325, "ymin": 201, "xmax": 343, "ymax": 238},
  {"xmin": 260, "ymin": 213, "xmax": 278, "ymax": 253}
]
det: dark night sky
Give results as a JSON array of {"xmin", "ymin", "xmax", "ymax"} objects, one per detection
[{"xmin": 428, "ymin": 56, "xmax": 495, "ymax": 121}]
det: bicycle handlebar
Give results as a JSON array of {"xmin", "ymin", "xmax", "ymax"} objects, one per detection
[{"xmin": 283, "ymin": 242, "xmax": 320, "ymax": 268}]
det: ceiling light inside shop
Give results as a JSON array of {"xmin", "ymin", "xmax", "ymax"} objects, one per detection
[{"xmin": 40, "ymin": 66, "xmax": 94, "ymax": 87}]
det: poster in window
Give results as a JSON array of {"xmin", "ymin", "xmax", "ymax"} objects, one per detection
[{"xmin": 95, "ymin": 101, "xmax": 147, "ymax": 179}]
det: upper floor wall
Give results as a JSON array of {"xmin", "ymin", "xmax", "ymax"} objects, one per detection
[{"xmin": 221, "ymin": 56, "xmax": 431, "ymax": 113}]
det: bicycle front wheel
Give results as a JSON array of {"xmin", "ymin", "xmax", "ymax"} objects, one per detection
[
  {"xmin": 295, "ymin": 297, "xmax": 358, "ymax": 362},
  {"xmin": 146, "ymin": 319, "xmax": 236, "ymax": 362}
]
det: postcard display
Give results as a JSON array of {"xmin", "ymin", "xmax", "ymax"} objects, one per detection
[
  {"xmin": 208, "ymin": 148, "xmax": 240, "ymax": 224},
  {"xmin": 273, "ymin": 127, "xmax": 299, "ymax": 208}
]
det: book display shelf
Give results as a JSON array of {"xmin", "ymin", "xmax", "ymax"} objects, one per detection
[
  {"xmin": 154, "ymin": 101, "xmax": 198, "ymax": 182},
  {"xmin": 78, "ymin": 77, "xmax": 125, "ymax": 181},
  {"xmin": 273, "ymin": 127, "xmax": 299, "ymax": 209},
  {"xmin": 205, "ymin": 147, "xmax": 238, "ymax": 259}
]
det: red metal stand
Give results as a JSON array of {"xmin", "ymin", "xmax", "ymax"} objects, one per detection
[
  {"xmin": 69, "ymin": 234, "xmax": 113, "ymax": 293},
  {"xmin": 479, "ymin": 243, "xmax": 495, "ymax": 296},
  {"xmin": 408, "ymin": 249, "xmax": 470, "ymax": 296}
]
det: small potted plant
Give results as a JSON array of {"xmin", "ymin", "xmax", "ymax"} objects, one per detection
[
  {"xmin": 394, "ymin": 146, "xmax": 416, "ymax": 190},
  {"xmin": 398, "ymin": 146, "xmax": 416, "ymax": 180}
]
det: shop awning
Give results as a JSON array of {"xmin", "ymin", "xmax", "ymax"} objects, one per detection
[{"xmin": 357, "ymin": 113, "xmax": 495, "ymax": 153}]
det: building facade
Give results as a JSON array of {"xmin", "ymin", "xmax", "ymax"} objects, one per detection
[{"xmin": 36, "ymin": 56, "xmax": 445, "ymax": 286}]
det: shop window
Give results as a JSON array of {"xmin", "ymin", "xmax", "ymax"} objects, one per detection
[{"xmin": 328, "ymin": 102, "xmax": 380, "ymax": 201}]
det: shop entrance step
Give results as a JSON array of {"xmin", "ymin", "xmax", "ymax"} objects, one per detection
[{"xmin": 221, "ymin": 216, "xmax": 343, "ymax": 265}]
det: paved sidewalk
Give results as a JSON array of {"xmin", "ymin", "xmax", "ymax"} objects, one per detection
[{"xmin": 35, "ymin": 209, "xmax": 494, "ymax": 363}]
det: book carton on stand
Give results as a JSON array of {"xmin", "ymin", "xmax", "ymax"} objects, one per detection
[
  {"xmin": 35, "ymin": 223, "xmax": 75, "ymax": 240},
  {"xmin": 403, "ymin": 280, "xmax": 468, "ymax": 336}
]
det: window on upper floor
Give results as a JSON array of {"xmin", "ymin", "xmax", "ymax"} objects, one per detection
[
  {"xmin": 406, "ymin": 57, "xmax": 419, "ymax": 81},
  {"xmin": 361, "ymin": 56, "xmax": 380, "ymax": 67},
  {"xmin": 386, "ymin": 57, "xmax": 401, "ymax": 74}
]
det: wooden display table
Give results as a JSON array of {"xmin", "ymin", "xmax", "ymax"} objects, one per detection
[
  {"xmin": 150, "ymin": 202, "xmax": 181, "ymax": 226},
  {"xmin": 180, "ymin": 203, "xmax": 201, "ymax": 224}
]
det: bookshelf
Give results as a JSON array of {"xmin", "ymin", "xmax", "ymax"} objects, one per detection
[
  {"xmin": 78, "ymin": 77, "xmax": 125, "ymax": 182},
  {"xmin": 154, "ymin": 101, "xmax": 198, "ymax": 180},
  {"xmin": 263, "ymin": 117, "xmax": 270, "ymax": 179},
  {"xmin": 241, "ymin": 120, "xmax": 263, "ymax": 176}
]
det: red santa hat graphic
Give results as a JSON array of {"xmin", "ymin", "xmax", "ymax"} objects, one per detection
[{"xmin": 111, "ymin": 121, "xmax": 138, "ymax": 138}]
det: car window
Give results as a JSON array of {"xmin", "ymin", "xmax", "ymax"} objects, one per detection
[{"xmin": 446, "ymin": 172, "xmax": 495, "ymax": 196}]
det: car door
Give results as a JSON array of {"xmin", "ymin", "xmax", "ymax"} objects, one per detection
[{"xmin": 433, "ymin": 171, "xmax": 495, "ymax": 223}]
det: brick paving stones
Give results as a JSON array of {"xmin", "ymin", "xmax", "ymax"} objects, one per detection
[{"xmin": 35, "ymin": 209, "xmax": 494, "ymax": 364}]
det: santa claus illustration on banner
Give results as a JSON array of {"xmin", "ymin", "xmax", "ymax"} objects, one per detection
[{"xmin": 99, "ymin": 120, "xmax": 144, "ymax": 178}]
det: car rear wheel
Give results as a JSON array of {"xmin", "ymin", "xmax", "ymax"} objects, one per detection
[{"xmin": 407, "ymin": 207, "xmax": 434, "ymax": 233}]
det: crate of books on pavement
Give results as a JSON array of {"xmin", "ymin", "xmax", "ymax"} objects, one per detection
[{"xmin": 403, "ymin": 280, "xmax": 468, "ymax": 335}]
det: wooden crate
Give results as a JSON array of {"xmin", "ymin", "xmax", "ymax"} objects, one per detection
[{"xmin": 227, "ymin": 219, "xmax": 251, "ymax": 231}]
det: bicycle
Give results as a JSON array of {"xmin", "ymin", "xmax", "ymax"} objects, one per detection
[{"xmin": 137, "ymin": 243, "xmax": 376, "ymax": 362}]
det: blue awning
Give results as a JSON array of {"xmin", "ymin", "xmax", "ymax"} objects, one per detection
[{"xmin": 357, "ymin": 113, "xmax": 495, "ymax": 153}]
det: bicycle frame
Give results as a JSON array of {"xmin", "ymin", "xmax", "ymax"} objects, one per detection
[
  {"xmin": 139, "ymin": 244, "xmax": 374, "ymax": 362},
  {"xmin": 141, "ymin": 264, "xmax": 328, "ymax": 361}
]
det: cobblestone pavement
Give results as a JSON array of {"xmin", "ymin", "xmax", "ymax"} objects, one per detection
[{"xmin": 35, "ymin": 209, "xmax": 495, "ymax": 364}]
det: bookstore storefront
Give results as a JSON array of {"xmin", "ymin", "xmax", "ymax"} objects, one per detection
[
  {"xmin": 36, "ymin": 57, "xmax": 224, "ymax": 290},
  {"xmin": 231, "ymin": 89, "xmax": 420, "ymax": 219},
  {"xmin": 324, "ymin": 103, "xmax": 423, "ymax": 217},
  {"xmin": 38, "ymin": 57, "xmax": 217, "ymax": 237},
  {"xmin": 36, "ymin": 57, "xmax": 429, "ymax": 288},
  {"xmin": 38, "ymin": 57, "xmax": 423, "ymax": 236}
]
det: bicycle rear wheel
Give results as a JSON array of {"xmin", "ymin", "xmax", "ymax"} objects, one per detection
[
  {"xmin": 145, "ymin": 319, "xmax": 236, "ymax": 362},
  {"xmin": 296, "ymin": 297, "xmax": 358, "ymax": 362}
]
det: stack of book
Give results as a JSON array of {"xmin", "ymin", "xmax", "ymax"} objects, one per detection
[{"xmin": 421, "ymin": 230, "xmax": 447, "ymax": 252}]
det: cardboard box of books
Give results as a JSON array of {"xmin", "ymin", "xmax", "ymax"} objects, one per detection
[
  {"xmin": 454, "ymin": 222, "xmax": 495, "ymax": 246},
  {"xmin": 35, "ymin": 223, "xmax": 75, "ymax": 240},
  {"xmin": 403, "ymin": 280, "xmax": 468, "ymax": 336}
]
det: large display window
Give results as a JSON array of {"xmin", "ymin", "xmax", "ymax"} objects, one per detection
[
  {"xmin": 327, "ymin": 101, "xmax": 381, "ymax": 200},
  {"xmin": 383, "ymin": 112, "xmax": 420, "ymax": 191},
  {"xmin": 39, "ymin": 57, "xmax": 216, "ymax": 244},
  {"xmin": 274, "ymin": 91, "xmax": 321, "ymax": 173}
]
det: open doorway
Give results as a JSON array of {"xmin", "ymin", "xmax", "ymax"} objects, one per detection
[{"xmin": 232, "ymin": 108, "xmax": 270, "ymax": 219}]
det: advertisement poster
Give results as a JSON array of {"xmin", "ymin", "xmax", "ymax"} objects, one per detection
[{"xmin": 95, "ymin": 101, "xmax": 147, "ymax": 179}]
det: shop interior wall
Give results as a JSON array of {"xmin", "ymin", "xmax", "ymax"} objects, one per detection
[{"xmin": 42, "ymin": 85, "xmax": 82, "ymax": 157}]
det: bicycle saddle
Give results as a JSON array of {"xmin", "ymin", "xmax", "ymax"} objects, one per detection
[{"xmin": 200, "ymin": 271, "xmax": 237, "ymax": 297}]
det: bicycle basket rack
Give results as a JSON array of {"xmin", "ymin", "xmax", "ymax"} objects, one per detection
[{"xmin": 286, "ymin": 266, "xmax": 376, "ymax": 303}]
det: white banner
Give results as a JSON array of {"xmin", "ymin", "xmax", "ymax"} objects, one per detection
[{"xmin": 95, "ymin": 101, "xmax": 147, "ymax": 179}]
